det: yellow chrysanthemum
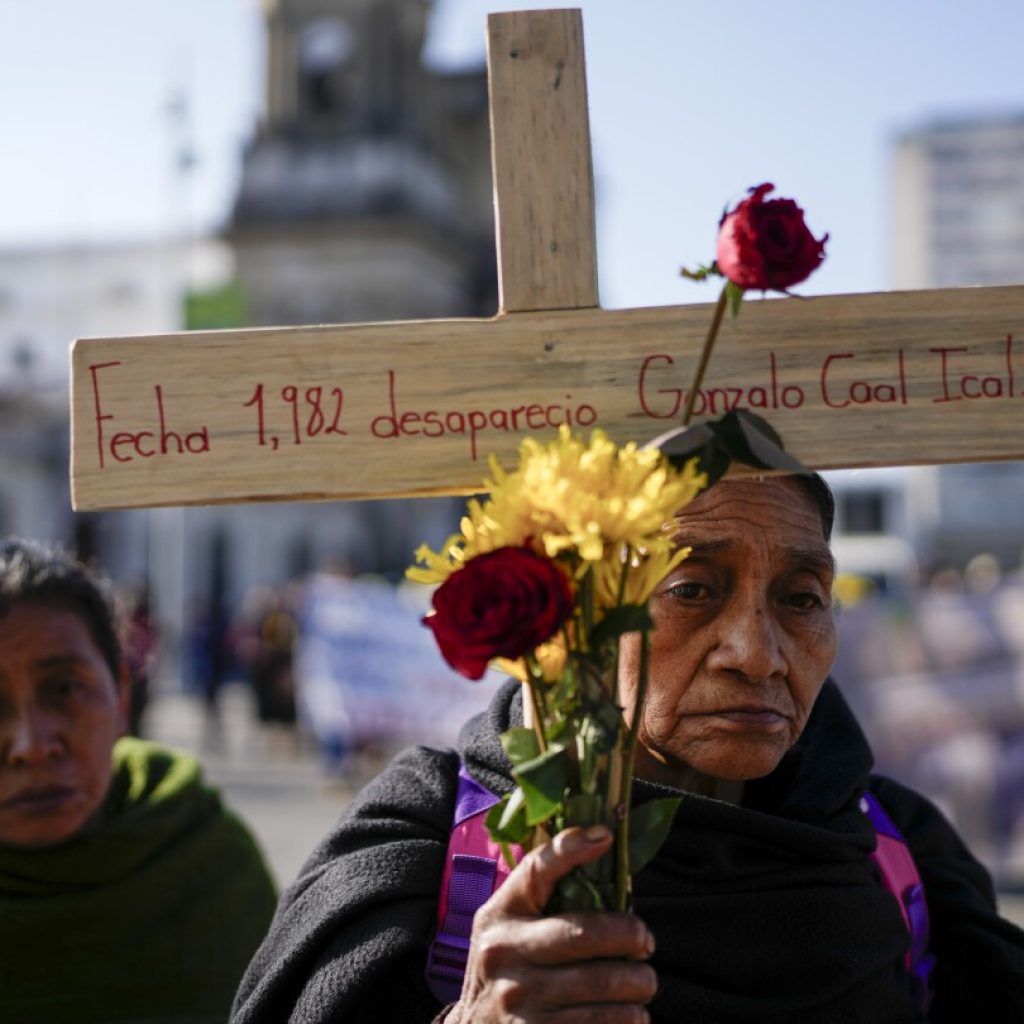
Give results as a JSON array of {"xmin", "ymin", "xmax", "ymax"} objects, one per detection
[
  {"xmin": 406, "ymin": 426, "xmax": 707, "ymax": 586},
  {"xmin": 493, "ymin": 636, "xmax": 569, "ymax": 684},
  {"xmin": 593, "ymin": 543, "xmax": 693, "ymax": 612}
]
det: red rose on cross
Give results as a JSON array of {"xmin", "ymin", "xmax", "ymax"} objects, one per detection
[
  {"xmin": 716, "ymin": 182, "xmax": 828, "ymax": 292},
  {"xmin": 425, "ymin": 546, "xmax": 574, "ymax": 681}
]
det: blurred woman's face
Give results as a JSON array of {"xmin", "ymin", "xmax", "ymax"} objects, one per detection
[{"xmin": 0, "ymin": 603, "xmax": 128, "ymax": 849}]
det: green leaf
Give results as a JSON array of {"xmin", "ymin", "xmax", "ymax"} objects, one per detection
[
  {"xmin": 576, "ymin": 725, "xmax": 597, "ymax": 791},
  {"xmin": 628, "ymin": 796, "xmax": 683, "ymax": 875},
  {"xmin": 551, "ymin": 870, "xmax": 606, "ymax": 913},
  {"xmin": 485, "ymin": 789, "xmax": 531, "ymax": 846},
  {"xmin": 497, "ymin": 841, "xmax": 520, "ymax": 872},
  {"xmin": 594, "ymin": 699, "xmax": 624, "ymax": 739},
  {"xmin": 500, "ymin": 727, "xmax": 541, "ymax": 767},
  {"xmin": 514, "ymin": 747, "xmax": 569, "ymax": 826},
  {"xmin": 679, "ymin": 261, "xmax": 722, "ymax": 283},
  {"xmin": 564, "ymin": 792, "xmax": 603, "ymax": 828},
  {"xmin": 725, "ymin": 279, "xmax": 745, "ymax": 318},
  {"xmin": 546, "ymin": 717, "xmax": 574, "ymax": 750},
  {"xmin": 577, "ymin": 699, "xmax": 623, "ymax": 757},
  {"xmin": 548, "ymin": 670, "xmax": 576, "ymax": 716},
  {"xmin": 588, "ymin": 604, "xmax": 655, "ymax": 651}
]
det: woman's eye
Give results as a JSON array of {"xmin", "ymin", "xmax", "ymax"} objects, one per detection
[
  {"xmin": 665, "ymin": 581, "xmax": 711, "ymax": 602},
  {"xmin": 786, "ymin": 591, "xmax": 825, "ymax": 611},
  {"xmin": 45, "ymin": 679, "xmax": 82, "ymax": 700}
]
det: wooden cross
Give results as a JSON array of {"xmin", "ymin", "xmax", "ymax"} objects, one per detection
[{"xmin": 69, "ymin": 8, "xmax": 1024, "ymax": 513}]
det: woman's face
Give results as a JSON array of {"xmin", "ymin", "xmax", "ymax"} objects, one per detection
[
  {"xmin": 0, "ymin": 603, "xmax": 128, "ymax": 849},
  {"xmin": 620, "ymin": 477, "xmax": 837, "ymax": 785}
]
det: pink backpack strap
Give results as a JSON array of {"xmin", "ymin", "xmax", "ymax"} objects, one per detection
[
  {"xmin": 861, "ymin": 791, "xmax": 935, "ymax": 1015},
  {"xmin": 425, "ymin": 763, "xmax": 522, "ymax": 1005}
]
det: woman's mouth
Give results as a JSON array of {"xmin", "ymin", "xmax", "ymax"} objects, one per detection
[
  {"xmin": 3, "ymin": 786, "xmax": 78, "ymax": 814},
  {"xmin": 709, "ymin": 707, "xmax": 789, "ymax": 729}
]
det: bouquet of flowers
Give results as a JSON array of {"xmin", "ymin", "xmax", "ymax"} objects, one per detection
[
  {"xmin": 409, "ymin": 182, "xmax": 826, "ymax": 914},
  {"xmin": 408, "ymin": 428, "xmax": 707, "ymax": 911}
]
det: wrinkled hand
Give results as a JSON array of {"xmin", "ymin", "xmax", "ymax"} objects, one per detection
[{"xmin": 447, "ymin": 826, "xmax": 657, "ymax": 1023}]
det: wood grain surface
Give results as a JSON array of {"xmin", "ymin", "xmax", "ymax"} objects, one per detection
[
  {"xmin": 488, "ymin": 10, "xmax": 598, "ymax": 313},
  {"xmin": 70, "ymin": 285, "xmax": 1024, "ymax": 509}
]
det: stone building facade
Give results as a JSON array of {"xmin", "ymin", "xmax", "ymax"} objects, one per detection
[{"xmin": 179, "ymin": 0, "xmax": 498, "ymax": 619}]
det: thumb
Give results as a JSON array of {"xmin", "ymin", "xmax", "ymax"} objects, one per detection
[{"xmin": 496, "ymin": 826, "xmax": 613, "ymax": 917}]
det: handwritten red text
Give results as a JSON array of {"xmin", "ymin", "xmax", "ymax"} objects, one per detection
[
  {"xmin": 89, "ymin": 361, "xmax": 210, "ymax": 467},
  {"xmin": 371, "ymin": 369, "xmax": 598, "ymax": 460}
]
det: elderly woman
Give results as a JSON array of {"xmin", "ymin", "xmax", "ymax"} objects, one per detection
[
  {"xmin": 0, "ymin": 539, "xmax": 277, "ymax": 1023},
  {"xmin": 231, "ymin": 477, "xmax": 1024, "ymax": 1023}
]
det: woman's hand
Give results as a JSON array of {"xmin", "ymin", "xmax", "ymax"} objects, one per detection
[{"xmin": 447, "ymin": 826, "xmax": 657, "ymax": 1023}]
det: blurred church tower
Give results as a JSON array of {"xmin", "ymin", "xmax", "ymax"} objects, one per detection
[
  {"xmin": 228, "ymin": 0, "xmax": 497, "ymax": 327},
  {"xmin": 179, "ymin": 0, "xmax": 499, "ymax": 597}
]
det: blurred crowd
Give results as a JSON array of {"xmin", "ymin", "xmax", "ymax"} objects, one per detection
[
  {"xmin": 109, "ymin": 555, "xmax": 1024, "ymax": 893},
  {"xmin": 183, "ymin": 583, "xmax": 302, "ymax": 739},
  {"xmin": 834, "ymin": 557, "xmax": 1024, "ymax": 891},
  {"xmin": 122, "ymin": 565, "xmax": 493, "ymax": 768},
  {"xmin": 123, "ymin": 580, "xmax": 302, "ymax": 746}
]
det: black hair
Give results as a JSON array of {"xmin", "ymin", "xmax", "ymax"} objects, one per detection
[
  {"xmin": 0, "ymin": 538, "xmax": 121, "ymax": 679},
  {"xmin": 792, "ymin": 473, "xmax": 835, "ymax": 542}
]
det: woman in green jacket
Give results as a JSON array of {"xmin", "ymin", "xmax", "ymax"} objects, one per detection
[{"xmin": 0, "ymin": 538, "xmax": 277, "ymax": 1023}]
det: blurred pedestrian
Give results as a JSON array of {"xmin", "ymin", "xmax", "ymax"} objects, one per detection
[
  {"xmin": 252, "ymin": 585, "xmax": 299, "ymax": 729},
  {"xmin": 120, "ymin": 578, "xmax": 157, "ymax": 737},
  {"xmin": 186, "ymin": 593, "xmax": 232, "ymax": 746}
]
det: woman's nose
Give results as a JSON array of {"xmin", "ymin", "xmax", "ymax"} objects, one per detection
[
  {"xmin": 4, "ymin": 707, "xmax": 64, "ymax": 766},
  {"xmin": 706, "ymin": 595, "xmax": 787, "ymax": 683}
]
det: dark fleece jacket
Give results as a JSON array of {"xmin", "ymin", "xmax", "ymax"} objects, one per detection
[{"xmin": 231, "ymin": 681, "xmax": 1024, "ymax": 1023}]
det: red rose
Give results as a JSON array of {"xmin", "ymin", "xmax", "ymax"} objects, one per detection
[
  {"xmin": 716, "ymin": 183, "xmax": 827, "ymax": 291},
  {"xmin": 425, "ymin": 546, "xmax": 573, "ymax": 680}
]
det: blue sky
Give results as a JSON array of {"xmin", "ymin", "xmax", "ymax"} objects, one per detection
[{"xmin": 0, "ymin": 1, "xmax": 1020, "ymax": 308}]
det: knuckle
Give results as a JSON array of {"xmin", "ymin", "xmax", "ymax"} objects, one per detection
[
  {"xmin": 544, "ymin": 828, "xmax": 581, "ymax": 865},
  {"xmin": 475, "ymin": 935, "xmax": 515, "ymax": 974},
  {"xmin": 633, "ymin": 918, "xmax": 654, "ymax": 955},
  {"xmin": 593, "ymin": 962, "xmax": 657, "ymax": 1002},
  {"xmin": 550, "ymin": 828, "xmax": 575, "ymax": 857},
  {"xmin": 521, "ymin": 852, "xmax": 556, "ymax": 899},
  {"xmin": 607, "ymin": 913, "xmax": 649, "ymax": 956},
  {"xmin": 473, "ymin": 900, "xmax": 499, "ymax": 929},
  {"xmin": 636, "ymin": 963, "xmax": 658, "ymax": 998},
  {"xmin": 593, "ymin": 912, "xmax": 647, "ymax": 955},
  {"xmin": 523, "ymin": 854, "xmax": 546, "ymax": 889},
  {"xmin": 492, "ymin": 976, "xmax": 525, "ymax": 1012},
  {"xmin": 555, "ymin": 915, "xmax": 588, "ymax": 944}
]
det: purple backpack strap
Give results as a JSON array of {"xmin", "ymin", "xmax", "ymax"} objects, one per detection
[
  {"xmin": 861, "ymin": 791, "xmax": 936, "ymax": 1015},
  {"xmin": 426, "ymin": 770, "xmax": 936, "ymax": 1014},
  {"xmin": 425, "ymin": 763, "xmax": 508, "ymax": 1005}
]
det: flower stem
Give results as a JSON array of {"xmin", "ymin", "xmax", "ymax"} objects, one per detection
[
  {"xmin": 524, "ymin": 677, "xmax": 548, "ymax": 754},
  {"xmin": 680, "ymin": 284, "xmax": 729, "ymax": 426},
  {"xmin": 612, "ymin": 550, "xmax": 632, "ymax": 707},
  {"xmin": 615, "ymin": 627, "xmax": 650, "ymax": 911},
  {"xmin": 616, "ymin": 546, "xmax": 632, "ymax": 606},
  {"xmin": 581, "ymin": 566, "xmax": 595, "ymax": 648}
]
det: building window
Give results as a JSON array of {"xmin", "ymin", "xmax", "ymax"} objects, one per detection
[
  {"xmin": 298, "ymin": 18, "xmax": 354, "ymax": 119},
  {"xmin": 841, "ymin": 491, "xmax": 887, "ymax": 534}
]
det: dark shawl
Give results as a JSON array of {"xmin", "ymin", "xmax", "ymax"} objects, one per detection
[
  {"xmin": 0, "ymin": 738, "xmax": 278, "ymax": 1024},
  {"xmin": 231, "ymin": 681, "xmax": 1024, "ymax": 1023}
]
